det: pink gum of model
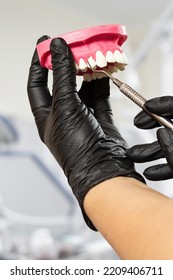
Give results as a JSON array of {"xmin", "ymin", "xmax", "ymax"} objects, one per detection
[{"xmin": 37, "ymin": 24, "xmax": 128, "ymax": 75}]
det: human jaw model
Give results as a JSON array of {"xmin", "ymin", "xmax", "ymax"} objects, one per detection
[{"xmin": 37, "ymin": 24, "xmax": 129, "ymax": 81}]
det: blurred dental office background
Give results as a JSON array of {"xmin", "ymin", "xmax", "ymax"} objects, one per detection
[{"xmin": 0, "ymin": 0, "xmax": 173, "ymax": 259}]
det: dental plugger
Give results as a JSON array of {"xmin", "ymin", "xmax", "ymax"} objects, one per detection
[{"xmin": 88, "ymin": 65, "xmax": 173, "ymax": 130}]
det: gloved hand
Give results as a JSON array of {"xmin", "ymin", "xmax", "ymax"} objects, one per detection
[
  {"xmin": 27, "ymin": 36, "xmax": 144, "ymax": 231},
  {"xmin": 127, "ymin": 96, "xmax": 173, "ymax": 180},
  {"xmin": 78, "ymin": 77, "xmax": 121, "ymax": 140}
]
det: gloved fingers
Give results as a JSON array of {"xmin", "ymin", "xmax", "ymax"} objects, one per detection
[
  {"xmin": 157, "ymin": 128, "xmax": 173, "ymax": 170},
  {"xmin": 78, "ymin": 78, "xmax": 113, "ymax": 124},
  {"xmin": 134, "ymin": 110, "xmax": 160, "ymax": 129},
  {"xmin": 145, "ymin": 96, "xmax": 173, "ymax": 116},
  {"xmin": 134, "ymin": 96, "xmax": 173, "ymax": 129},
  {"xmin": 144, "ymin": 163, "xmax": 173, "ymax": 181},
  {"xmin": 78, "ymin": 78, "xmax": 120, "ymax": 143},
  {"xmin": 91, "ymin": 77, "xmax": 110, "ymax": 100},
  {"xmin": 78, "ymin": 80, "xmax": 93, "ymax": 108},
  {"xmin": 92, "ymin": 98, "xmax": 113, "ymax": 124},
  {"xmin": 126, "ymin": 141, "xmax": 164, "ymax": 163},
  {"xmin": 91, "ymin": 78, "xmax": 114, "ymax": 124},
  {"xmin": 27, "ymin": 35, "xmax": 52, "ymax": 113},
  {"xmin": 50, "ymin": 38, "xmax": 80, "ymax": 114},
  {"xmin": 87, "ymin": 78, "xmax": 129, "ymax": 147}
]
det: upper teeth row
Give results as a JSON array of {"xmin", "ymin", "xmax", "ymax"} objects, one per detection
[{"xmin": 76, "ymin": 50, "xmax": 128, "ymax": 73}]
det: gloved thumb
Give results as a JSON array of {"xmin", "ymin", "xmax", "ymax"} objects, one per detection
[
  {"xmin": 49, "ymin": 38, "xmax": 82, "ymax": 117},
  {"xmin": 50, "ymin": 38, "xmax": 77, "ymax": 100}
]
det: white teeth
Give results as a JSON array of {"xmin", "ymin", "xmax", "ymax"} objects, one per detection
[
  {"xmin": 116, "ymin": 63, "xmax": 125, "ymax": 71},
  {"xmin": 79, "ymin": 58, "xmax": 87, "ymax": 72},
  {"xmin": 106, "ymin": 51, "xmax": 116, "ymax": 63},
  {"xmin": 88, "ymin": 56, "xmax": 97, "ymax": 69},
  {"xmin": 96, "ymin": 50, "xmax": 107, "ymax": 68},
  {"xmin": 121, "ymin": 52, "xmax": 129, "ymax": 64},
  {"xmin": 97, "ymin": 73, "xmax": 107, "ymax": 79},
  {"xmin": 91, "ymin": 72, "xmax": 97, "ymax": 80},
  {"xmin": 108, "ymin": 65, "xmax": 118, "ymax": 73},
  {"xmin": 78, "ymin": 49, "xmax": 128, "ymax": 81},
  {"xmin": 114, "ymin": 50, "xmax": 124, "ymax": 64},
  {"xmin": 91, "ymin": 72, "xmax": 107, "ymax": 80},
  {"xmin": 103, "ymin": 68, "xmax": 112, "ymax": 76},
  {"xmin": 108, "ymin": 65, "xmax": 114, "ymax": 73},
  {"xmin": 83, "ymin": 73, "xmax": 92, "ymax": 82}
]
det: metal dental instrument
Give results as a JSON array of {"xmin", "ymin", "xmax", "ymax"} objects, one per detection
[{"xmin": 88, "ymin": 64, "xmax": 173, "ymax": 130}]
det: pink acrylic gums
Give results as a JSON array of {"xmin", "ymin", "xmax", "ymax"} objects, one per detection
[{"xmin": 36, "ymin": 24, "xmax": 128, "ymax": 75}]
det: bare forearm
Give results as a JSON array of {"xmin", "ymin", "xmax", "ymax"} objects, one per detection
[{"xmin": 84, "ymin": 177, "xmax": 173, "ymax": 259}]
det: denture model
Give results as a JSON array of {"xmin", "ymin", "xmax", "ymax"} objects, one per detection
[{"xmin": 37, "ymin": 24, "xmax": 129, "ymax": 81}]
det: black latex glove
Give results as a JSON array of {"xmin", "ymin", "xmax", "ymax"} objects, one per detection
[
  {"xmin": 27, "ymin": 36, "xmax": 144, "ymax": 231},
  {"xmin": 78, "ymin": 77, "xmax": 120, "ymax": 139},
  {"xmin": 127, "ymin": 96, "xmax": 173, "ymax": 180}
]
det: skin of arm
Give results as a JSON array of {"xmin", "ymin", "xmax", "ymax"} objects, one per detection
[{"xmin": 84, "ymin": 177, "xmax": 173, "ymax": 260}]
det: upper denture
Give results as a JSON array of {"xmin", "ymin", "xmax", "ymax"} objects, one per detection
[{"xmin": 37, "ymin": 24, "xmax": 128, "ymax": 80}]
